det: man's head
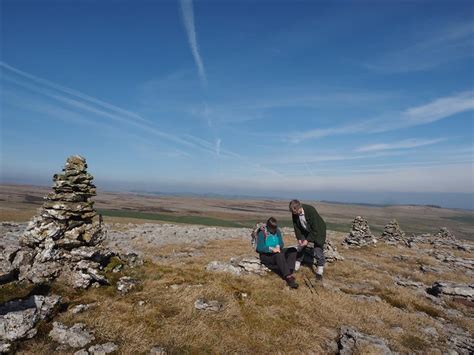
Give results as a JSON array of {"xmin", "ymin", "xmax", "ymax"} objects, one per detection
[
  {"xmin": 289, "ymin": 199, "xmax": 302, "ymax": 215},
  {"xmin": 266, "ymin": 217, "xmax": 278, "ymax": 233}
]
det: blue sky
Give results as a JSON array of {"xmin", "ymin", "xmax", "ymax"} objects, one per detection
[{"xmin": 1, "ymin": 0, "xmax": 473, "ymax": 208}]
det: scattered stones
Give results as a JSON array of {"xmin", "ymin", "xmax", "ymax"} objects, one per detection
[
  {"xmin": 0, "ymin": 341, "xmax": 11, "ymax": 353},
  {"xmin": 380, "ymin": 219, "xmax": 406, "ymax": 245},
  {"xmin": 338, "ymin": 326, "xmax": 392, "ymax": 354},
  {"xmin": 49, "ymin": 322, "xmax": 95, "ymax": 348},
  {"xmin": 342, "ymin": 216, "xmax": 377, "ymax": 247},
  {"xmin": 117, "ymin": 276, "xmax": 139, "ymax": 294},
  {"xmin": 427, "ymin": 282, "xmax": 474, "ymax": 300},
  {"xmin": 206, "ymin": 261, "xmax": 242, "ymax": 276},
  {"xmin": 0, "ymin": 294, "xmax": 61, "ymax": 343},
  {"xmin": 194, "ymin": 298, "xmax": 223, "ymax": 312},
  {"xmin": 431, "ymin": 252, "xmax": 474, "ymax": 271},
  {"xmin": 444, "ymin": 323, "xmax": 474, "ymax": 354}
]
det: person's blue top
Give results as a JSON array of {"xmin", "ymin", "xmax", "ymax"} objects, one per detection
[{"xmin": 256, "ymin": 228, "xmax": 284, "ymax": 253}]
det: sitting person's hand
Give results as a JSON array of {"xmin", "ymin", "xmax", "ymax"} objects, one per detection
[{"xmin": 272, "ymin": 246, "xmax": 281, "ymax": 253}]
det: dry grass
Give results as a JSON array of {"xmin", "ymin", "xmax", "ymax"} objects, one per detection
[{"xmin": 13, "ymin": 232, "xmax": 474, "ymax": 354}]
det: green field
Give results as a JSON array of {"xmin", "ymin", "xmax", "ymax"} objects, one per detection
[
  {"xmin": 442, "ymin": 215, "xmax": 474, "ymax": 225},
  {"xmin": 98, "ymin": 209, "xmax": 246, "ymax": 228},
  {"xmin": 97, "ymin": 209, "xmax": 355, "ymax": 234}
]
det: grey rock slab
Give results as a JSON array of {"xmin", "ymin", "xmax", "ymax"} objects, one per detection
[
  {"xmin": 49, "ymin": 322, "xmax": 95, "ymax": 348},
  {"xmin": 0, "ymin": 294, "xmax": 61, "ymax": 342},
  {"xmin": 427, "ymin": 282, "xmax": 474, "ymax": 299},
  {"xmin": 194, "ymin": 298, "xmax": 223, "ymax": 312},
  {"xmin": 338, "ymin": 326, "xmax": 392, "ymax": 355},
  {"xmin": 88, "ymin": 342, "xmax": 118, "ymax": 354},
  {"xmin": 117, "ymin": 276, "xmax": 138, "ymax": 294}
]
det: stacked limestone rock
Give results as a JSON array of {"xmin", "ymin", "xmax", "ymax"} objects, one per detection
[
  {"xmin": 342, "ymin": 216, "xmax": 377, "ymax": 247},
  {"xmin": 324, "ymin": 241, "xmax": 344, "ymax": 262},
  {"xmin": 410, "ymin": 227, "xmax": 470, "ymax": 251},
  {"xmin": 8, "ymin": 156, "xmax": 112, "ymax": 288},
  {"xmin": 380, "ymin": 219, "xmax": 406, "ymax": 245}
]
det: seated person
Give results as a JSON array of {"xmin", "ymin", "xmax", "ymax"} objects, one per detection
[{"xmin": 255, "ymin": 217, "xmax": 298, "ymax": 289}]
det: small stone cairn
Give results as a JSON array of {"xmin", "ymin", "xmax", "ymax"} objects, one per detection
[
  {"xmin": 9, "ymin": 156, "xmax": 112, "ymax": 288},
  {"xmin": 342, "ymin": 216, "xmax": 377, "ymax": 247},
  {"xmin": 380, "ymin": 219, "xmax": 406, "ymax": 245}
]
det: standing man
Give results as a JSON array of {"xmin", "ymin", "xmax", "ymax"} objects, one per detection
[{"xmin": 289, "ymin": 199, "xmax": 326, "ymax": 280}]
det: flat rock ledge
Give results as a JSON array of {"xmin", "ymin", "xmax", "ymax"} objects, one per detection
[
  {"xmin": 427, "ymin": 282, "xmax": 474, "ymax": 300},
  {"xmin": 338, "ymin": 326, "xmax": 392, "ymax": 355},
  {"xmin": 206, "ymin": 256, "xmax": 270, "ymax": 276}
]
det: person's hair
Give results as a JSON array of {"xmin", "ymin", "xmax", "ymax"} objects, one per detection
[
  {"xmin": 289, "ymin": 199, "xmax": 301, "ymax": 210},
  {"xmin": 266, "ymin": 217, "xmax": 278, "ymax": 229}
]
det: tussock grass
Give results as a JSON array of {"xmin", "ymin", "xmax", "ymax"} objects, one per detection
[{"xmin": 12, "ymin": 232, "xmax": 474, "ymax": 354}]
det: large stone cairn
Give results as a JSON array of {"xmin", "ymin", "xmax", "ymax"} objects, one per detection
[
  {"xmin": 11, "ymin": 156, "xmax": 111, "ymax": 288},
  {"xmin": 380, "ymin": 219, "xmax": 406, "ymax": 245},
  {"xmin": 342, "ymin": 216, "xmax": 377, "ymax": 247}
]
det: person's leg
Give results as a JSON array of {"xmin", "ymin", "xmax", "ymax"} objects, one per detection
[
  {"xmin": 314, "ymin": 245, "xmax": 326, "ymax": 279},
  {"xmin": 273, "ymin": 252, "xmax": 291, "ymax": 278},
  {"xmin": 284, "ymin": 249, "xmax": 298, "ymax": 273}
]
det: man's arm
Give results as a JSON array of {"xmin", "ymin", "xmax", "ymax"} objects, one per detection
[
  {"xmin": 306, "ymin": 205, "xmax": 326, "ymax": 247},
  {"xmin": 292, "ymin": 214, "xmax": 305, "ymax": 241}
]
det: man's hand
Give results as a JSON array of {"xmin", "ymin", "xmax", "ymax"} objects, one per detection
[{"xmin": 298, "ymin": 239, "xmax": 308, "ymax": 247}]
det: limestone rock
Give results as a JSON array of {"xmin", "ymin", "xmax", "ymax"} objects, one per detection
[
  {"xmin": 324, "ymin": 241, "xmax": 344, "ymax": 262},
  {"xmin": 117, "ymin": 276, "xmax": 138, "ymax": 294},
  {"xmin": 0, "ymin": 295, "xmax": 60, "ymax": 342},
  {"xmin": 194, "ymin": 298, "xmax": 223, "ymax": 312},
  {"xmin": 0, "ymin": 341, "xmax": 11, "ymax": 354},
  {"xmin": 380, "ymin": 219, "xmax": 406, "ymax": 245},
  {"xmin": 427, "ymin": 282, "xmax": 474, "ymax": 299},
  {"xmin": 150, "ymin": 346, "xmax": 167, "ymax": 354},
  {"xmin": 49, "ymin": 322, "xmax": 95, "ymax": 348},
  {"xmin": 12, "ymin": 156, "xmax": 110, "ymax": 288},
  {"xmin": 342, "ymin": 217, "xmax": 377, "ymax": 247},
  {"xmin": 88, "ymin": 342, "xmax": 118, "ymax": 354},
  {"xmin": 338, "ymin": 326, "xmax": 392, "ymax": 354},
  {"xmin": 206, "ymin": 256, "xmax": 270, "ymax": 276}
]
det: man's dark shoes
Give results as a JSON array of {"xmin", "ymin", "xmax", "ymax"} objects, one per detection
[
  {"xmin": 315, "ymin": 273, "xmax": 323, "ymax": 281},
  {"xmin": 285, "ymin": 275, "xmax": 299, "ymax": 289}
]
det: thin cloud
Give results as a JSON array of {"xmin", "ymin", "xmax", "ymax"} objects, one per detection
[
  {"xmin": 179, "ymin": 0, "xmax": 207, "ymax": 87},
  {"xmin": 355, "ymin": 138, "xmax": 445, "ymax": 153},
  {"xmin": 287, "ymin": 91, "xmax": 474, "ymax": 143},
  {"xmin": 366, "ymin": 22, "xmax": 474, "ymax": 73}
]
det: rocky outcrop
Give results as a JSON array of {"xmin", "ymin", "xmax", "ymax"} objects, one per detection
[
  {"xmin": 0, "ymin": 295, "xmax": 61, "ymax": 348},
  {"xmin": 380, "ymin": 219, "xmax": 406, "ymax": 245},
  {"xmin": 206, "ymin": 256, "xmax": 270, "ymax": 276},
  {"xmin": 427, "ymin": 282, "xmax": 474, "ymax": 300},
  {"xmin": 342, "ymin": 217, "xmax": 377, "ymax": 247},
  {"xmin": 49, "ymin": 322, "xmax": 95, "ymax": 348},
  {"xmin": 2, "ymin": 156, "xmax": 113, "ymax": 289},
  {"xmin": 324, "ymin": 241, "xmax": 344, "ymax": 262},
  {"xmin": 116, "ymin": 276, "xmax": 139, "ymax": 294},
  {"xmin": 410, "ymin": 228, "xmax": 471, "ymax": 251},
  {"xmin": 338, "ymin": 326, "xmax": 392, "ymax": 354}
]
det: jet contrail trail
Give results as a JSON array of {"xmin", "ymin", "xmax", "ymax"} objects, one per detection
[{"xmin": 179, "ymin": 0, "xmax": 207, "ymax": 87}]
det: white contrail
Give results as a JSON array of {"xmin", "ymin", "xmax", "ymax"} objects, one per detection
[{"xmin": 179, "ymin": 0, "xmax": 207, "ymax": 86}]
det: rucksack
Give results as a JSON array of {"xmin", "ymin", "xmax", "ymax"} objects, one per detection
[{"xmin": 250, "ymin": 222, "xmax": 268, "ymax": 248}]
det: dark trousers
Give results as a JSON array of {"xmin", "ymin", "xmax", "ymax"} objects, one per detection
[
  {"xmin": 259, "ymin": 249, "xmax": 297, "ymax": 278},
  {"xmin": 297, "ymin": 245, "xmax": 326, "ymax": 267}
]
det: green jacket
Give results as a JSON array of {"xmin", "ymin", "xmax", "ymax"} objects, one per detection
[{"xmin": 292, "ymin": 204, "xmax": 326, "ymax": 247}]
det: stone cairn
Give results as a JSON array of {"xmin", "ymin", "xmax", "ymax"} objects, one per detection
[
  {"xmin": 342, "ymin": 216, "xmax": 377, "ymax": 247},
  {"xmin": 410, "ymin": 227, "xmax": 470, "ymax": 251},
  {"xmin": 380, "ymin": 219, "xmax": 406, "ymax": 245},
  {"xmin": 9, "ymin": 156, "xmax": 112, "ymax": 288}
]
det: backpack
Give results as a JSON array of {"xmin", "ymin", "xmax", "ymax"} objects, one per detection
[{"xmin": 251, "ymin": 222, "xmax": 268, "ymax": 248}]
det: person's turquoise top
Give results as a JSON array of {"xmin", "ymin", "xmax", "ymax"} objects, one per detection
[{"xmin": 256, "ymin": 228, "xmax": 284, "ymax": 253}]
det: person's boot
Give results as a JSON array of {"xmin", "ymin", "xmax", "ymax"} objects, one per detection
[
  {"xmin": 315, "ymin": 266, "xmax": 324, "ymax": 281},
  {"xmin": 285, "ymin": 275, "xmax": 299, "ymax": 289}
]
